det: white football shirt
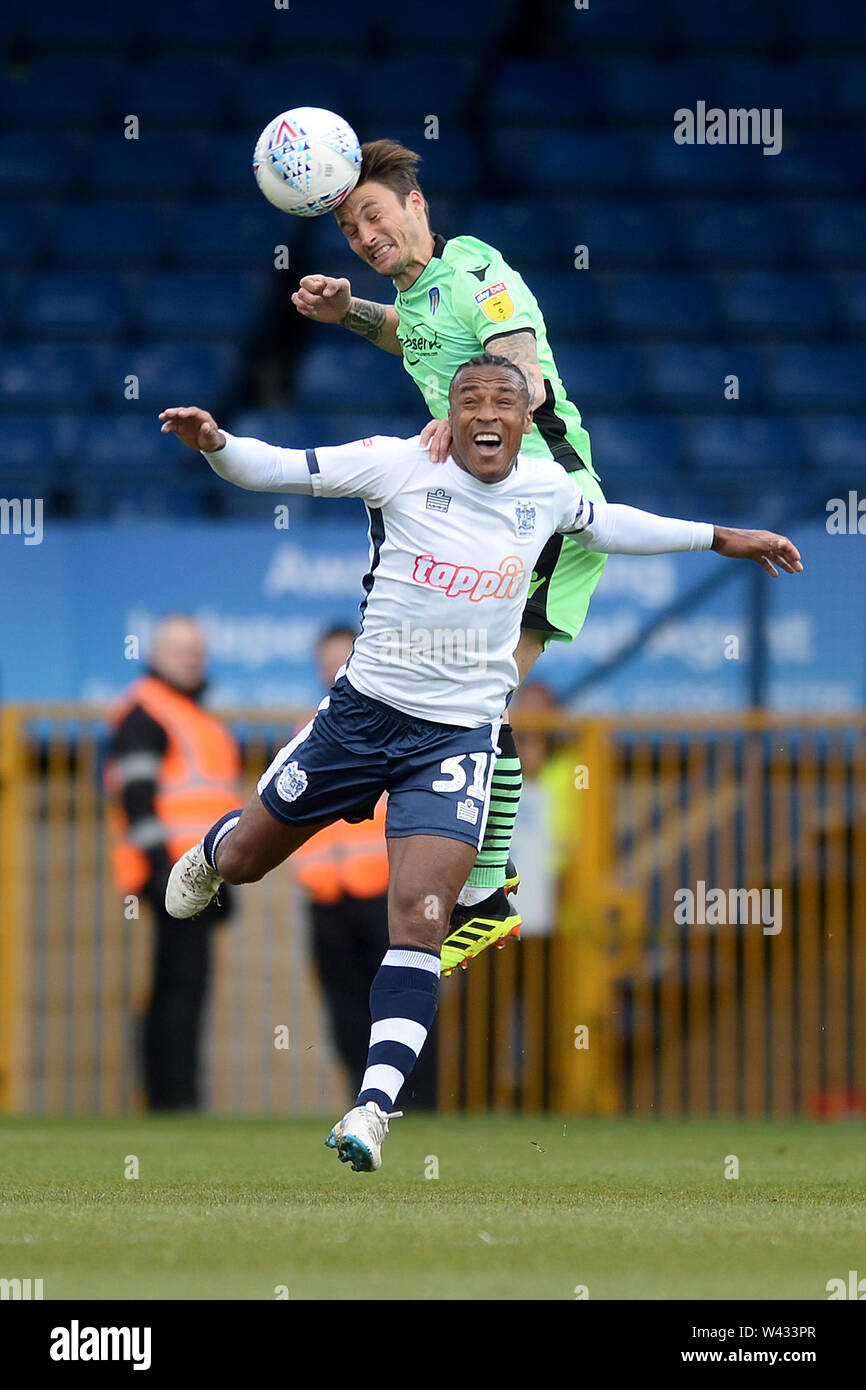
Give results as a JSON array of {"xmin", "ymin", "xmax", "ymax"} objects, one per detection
[{"xmin": 205, "ymin": 431, "xmax": 713, "ymax": 729}]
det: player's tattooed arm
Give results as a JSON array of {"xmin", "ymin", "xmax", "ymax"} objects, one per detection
[
  {"xmin": 485, "ymin": 329, "xmax": 546, "ymax": 410},
  {"xmin": 340, "ymin": 299, "xmax": 404, "ymax": 355}
]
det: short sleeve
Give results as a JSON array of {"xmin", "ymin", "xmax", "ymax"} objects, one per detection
[
  {"xmin": 307, "ymin": 435, "xmax": 420, "ymax": 507},
  {"xmin": 450, "ymin": 242, "xmax": 540, "ymax": 346}
]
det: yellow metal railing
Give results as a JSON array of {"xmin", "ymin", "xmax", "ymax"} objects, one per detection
[{"xmin": 1, "ymin": 705, "xmax": 864, "ymax": 1116}]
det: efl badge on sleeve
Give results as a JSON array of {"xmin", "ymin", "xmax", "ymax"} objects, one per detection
[{"xmin": 474, "ymin": 280, "xmax": 514, "ymax": 323}]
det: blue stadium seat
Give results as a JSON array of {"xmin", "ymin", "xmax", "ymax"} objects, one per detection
[
  {"xmin": 802, "ymin": 416, "xmax": 866, "ymax": 477},
  {"xmin": 464, "ymin": 200, "xmax": 575, "ymax": 270},
  {"xmin": 19, "ymin": 0, "xmax": 142, "ymax": 53},
  {"xmin": 0, "ymin": 345, "xmax": 99, "ymax": 408},
  {"xmin": 792, "ymin": 0, "xmax": 866, "ymax": 49},
  {"xmin": 589, "ymin": 415, "xmax": 683, "ymax": 482},
  {"xmin": 142, "ymin": 0, "xmax": 266, "ymax": 54},
  {"xmin": 2, "ymin": 414, "xmax": 69, "ymax": 470},
  {"xmin": 718, "ymin": 272, "xmax": 835, "ymax": 336},
  {"xmin": 116, "ymin": 59, "xmax": 231, "ymax": 129},
  {"xmin": 382, "ymin": 127, "xmax": 479, "ymax": 195},
  {"xmin": 714, "ymin": 60, "xmax": 830, "ymax": 124},
  {"xmin": 601, "ymin": 59, "xmax": 717, "ymax": 124},
  {"xmin": 761, "ymin": 134, "xmax": 866, "ymax": 193},
  {"xmin": 53, "ymin": 203, "xmax": 169, "ymax": 269},
  {"xmin": 257, "ymin": 0, "xmax": 372, "ymax": 55},
  {"xmin": 381, "ymin": 0, "xmax": 518, "ymax": 53},
  {"xmin": 647, "ymin": 133, "xmax": 763, "ymax": 193},
  {"xmin": 801, "ymin": 202, "xmax": 866, "ymax": 267},
  {"xmin": 494, "ymin": 132, "xmax": 642, "ymax": 193},
  {"xmin": 575, "ymin": 201, "xmax": 677, "ymax": 268},
  {"xmin": 832, "ymin": 59, "xmax": 866, "ymax": 119},
  {"xmin": 360, "ymin": 58, "xmax": 476, "ymax": 124},
  {"xmin": 0, "ymin": 57, "xmax": 113, "ymax": 128},
  {"xmin": 663, "ymin": 0, "xmax": 781, "ymax": 51},
  {"xmin": 228, "ymin": 58, "xmax": 357, "ymax": 131},
  {"xmin": 766, "ymin": 346, "xmax": 866, "ymax": 409},
  {"xmin": 553, "ymin": 345, "xmax": 645, "ymax": 410},
  {"xmin": 0, "ymin": 205, "xmax": 45, "ymax": 267},
  {"xmin": 677, "ymin": 202, "xmax": 796, "ymax": 268},
  {"xmin": 86, "ymin": 133, "xmax": 204, "ymax": 198},
  {"xmin": 643, "ymin": 344, "xmax": 764, "ymax": 408},
  {"xmin": 684, "ymin": 416, "xmax": 805, "ymax": 476},
  {"xmin": 171, "ymin": 201, "xmax": 291, "ymax": 269},
  {"xmin": 602, "ymin": 273, "xmax": 719, "ymax": 338},
  {"xmin": 0, "ymin": 132, "xmax": 82, "ymax": 197},
  {"xmin": 205, "ymin": 133, "xmax": 260, "ymax": 198},
  {"xmin": 22, "ymin": 271, "xmax": 133, "ymax": 339},
  {"xmin": 520, "ymin": 272, "xmax": 602, "ymax": 337},
  {"xmin": 488, "ymin": 62, "xmax": 597, "ymax": 126},
  {"xmin": 82, "ymin": 413, "xmax": 176, "ymax": 472},
  {"xmin": 838, "ymin": 273, "xmax": 866, "ymax": 333},
  {"xmin": 555, "ymin": 0, "xmax": 667, "ymax": 50},
  {"xmin": 102, "ymin": 343, "xmax": 239, "ymax": 408},
  {"xmin": 136, "ymin": 272, "xmax": 267, "ymax": 339},
  {"xmin": 293, "ymin": 343, "xmax": 419, "ymax": 412}
]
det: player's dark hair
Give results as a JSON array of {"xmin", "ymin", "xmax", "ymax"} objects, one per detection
[
  {"xmin": 449, "ymin": 353, "xmax": 530, "ymax": 406},
  {"xmin": 317, "ymin": 624, "xmax": 357, "ymax": 648},
  {"xmin": 352, "ymin": 139, "xmax": 430, "ymax": 220}
]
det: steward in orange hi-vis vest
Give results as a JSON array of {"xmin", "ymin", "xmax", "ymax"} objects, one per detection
[
  {"xmin": 291, "ymin": 798, "xmax": 389, "ymax": 904},
  {"xmin": 105, "ymin": 674, "xmax": 242, "ymax": 895}
]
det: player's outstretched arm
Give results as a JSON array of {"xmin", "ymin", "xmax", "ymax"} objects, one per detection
[
  {"xmin": 562, "ymin": 496, "xmax": 803, "ymax": 576},
  {"xmin": 159, "ymin": 406, "xmax": 315, "ymax": 493},
  {"xmin": 291, "ymin": 274, "xmax": 403, "ymax": 356}
]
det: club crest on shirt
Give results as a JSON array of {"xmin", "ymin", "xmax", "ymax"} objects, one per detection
[
  {"xmin": 514, "ymin": 500, "xmax": 536, "ymax": 537},
  {"xmin": 474, "ymin": 280, "xmax": 514, "ymax": 323},
  {"xmin": 428, "ymin": 286, "xmax": 440, "ymax": 316},
  {"xmin": 276, "ymin": 761, "xmax": 308, "ymax": 802}
]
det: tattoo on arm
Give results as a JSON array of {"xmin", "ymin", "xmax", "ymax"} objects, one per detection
[
  {"xmin": 340, "ymin": 298, "xmax": 387, "ymax": 343},
  {"xmin": 486, "ymin": 330, "xmax": 545, "ymax": 409}
]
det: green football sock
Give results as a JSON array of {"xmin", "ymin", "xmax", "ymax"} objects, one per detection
[{"xmin": 467, "ymin": 725, "xmax": 522, "ymax": 891}]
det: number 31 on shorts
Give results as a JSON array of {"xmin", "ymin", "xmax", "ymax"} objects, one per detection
[{"xmin": 432, "ymin": 753, "xmax": 489, "ymax": 797}]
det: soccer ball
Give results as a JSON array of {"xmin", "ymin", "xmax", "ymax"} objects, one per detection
[{"xmin": 253, "ymin": 107, "xmax": 362, "ymax": 218}]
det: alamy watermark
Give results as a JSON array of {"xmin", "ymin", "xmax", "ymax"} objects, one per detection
[
  {"xmin": 0, "ymin": 497, "xmax": 43, "ymax": 545},
  {"xmin": 674, "ymin": 103, "xmax": 783, "ymax": 157},
  {"xmin": 375, "ymin": 622, "xmax": 488, "ymax": 672},
  {"xmin": 674, "ymin": 880, "xmax": 782, "ymax": 935}
]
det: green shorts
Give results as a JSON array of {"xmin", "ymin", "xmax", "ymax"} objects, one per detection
[{"xmin": 521, "ymin": 469, "xmax": 608, "ymax": 644}]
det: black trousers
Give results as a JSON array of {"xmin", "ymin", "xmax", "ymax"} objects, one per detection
[
  {"xmin": 309, "ymin": 893, "xmax": 438, "ymax": 1109},
  {"xmin": 143, "ymin": 891, "xmax": 228, "ymax": 1111}
]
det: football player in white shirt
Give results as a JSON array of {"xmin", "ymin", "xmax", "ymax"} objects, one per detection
[{"xmin": 159, "ymin": 354, "xmax": 801, "ymax": 1172}]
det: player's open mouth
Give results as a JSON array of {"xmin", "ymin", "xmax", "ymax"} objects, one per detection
[
  {"xmin": 473, "ymin": 433, "xmax": 502, "ymax": 456},
  {"xmin": 371, "ymin": 243, "xmax": 395, "ymax": 262}
]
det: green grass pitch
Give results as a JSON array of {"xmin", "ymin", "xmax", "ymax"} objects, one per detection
[{"xmin": 1, "ymin": 1115, "xmax": 863, "ymax": 1300}]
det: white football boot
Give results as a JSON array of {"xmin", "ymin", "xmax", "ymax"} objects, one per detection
[
  {"xmin": 165, "ymin": 840, "xmax": 223, "ymax": 919},
  {"xmin": 325, "ymin": 1101, "xmax": 403, "ymax": 1173}
]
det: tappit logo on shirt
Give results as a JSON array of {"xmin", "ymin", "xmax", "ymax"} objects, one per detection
[
  {"xmin": 413, "ymin": 553, "xmax": 526, "ymax": 601},
  {"xmin": 474, "ymin": 280, "xmax": 514, "ymax": 323}
]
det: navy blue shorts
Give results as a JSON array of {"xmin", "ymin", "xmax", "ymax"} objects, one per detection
[{"xmin": 257, "ymin": 677, "xmax": 502, "ymax": 850}]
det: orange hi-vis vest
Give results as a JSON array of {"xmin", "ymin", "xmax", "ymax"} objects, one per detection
[
  {"xmin": 292, "ymin": 799, "xmax": 389, "ymax": 904},
  {"xmin": 106, "ymin": 675, "xmax": 242, "ymax": 895}
]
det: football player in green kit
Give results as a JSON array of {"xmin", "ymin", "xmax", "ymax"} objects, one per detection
[{"xmin": 292, "ymin": 139, "xmax": 606, "ymax": 976}]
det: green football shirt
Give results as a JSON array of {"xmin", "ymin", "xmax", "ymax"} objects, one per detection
[{"xmin": 393, "ymin": 233, "xmax": 598, "ymax": 479}]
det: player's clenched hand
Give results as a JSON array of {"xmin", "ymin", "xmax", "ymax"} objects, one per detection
[
  {"xmin": 420, "ymin": 417, "xmax": 452, "ymax": 463},
  {"xmin": 159, "ymin": 407, "xmax": 226, "ymax": 453},
  {"xmin": 292, "ymin": 274, "xmax": 353, "ymax": 324},
  {"xmin": 712, "ymin": 526, "xmax": 803, "ymax": 577}
]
